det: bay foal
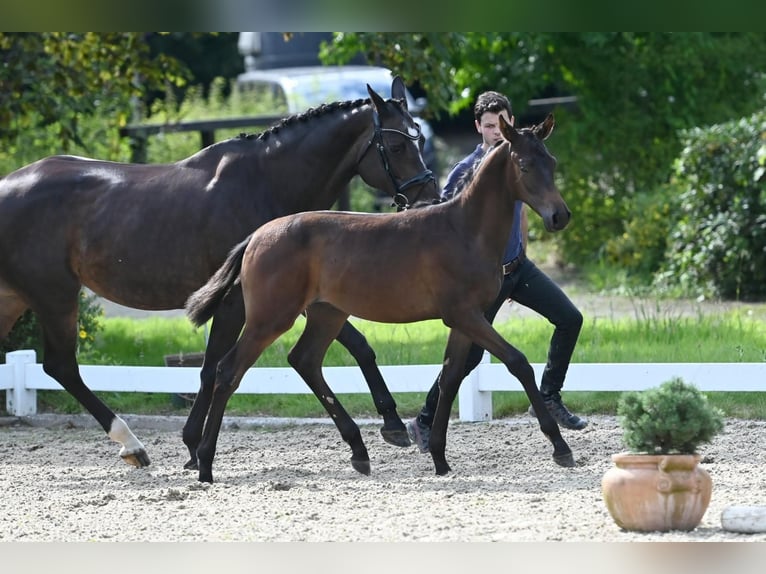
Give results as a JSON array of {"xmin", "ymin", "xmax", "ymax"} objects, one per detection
[{"xmin": 186, "ymin": 113, "xmax": 575, "ymax": 482}]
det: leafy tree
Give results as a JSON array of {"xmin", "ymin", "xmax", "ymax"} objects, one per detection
[
  {"xmin": 144, "ymin": 32, "xmax": 243, "ymax": 103},
  {"xmin": 323, "ymin": 33, "xmax": 766, "ymax": 267},
  {"xmin": 0, "ymin": 32, "xmax": 188, "ymax": 153}
]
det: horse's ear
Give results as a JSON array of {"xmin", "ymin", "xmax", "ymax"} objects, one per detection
[
  {"xmin": 534, "ymin": 113, "xmax": 555, "ymax": 140},
  {"xmin": 390, "ymin": 76, "xmax": 408, "ymax": 111},
  {"xmin": 367, "ymin": 83, "xmax": 387, "ymax": 113}
]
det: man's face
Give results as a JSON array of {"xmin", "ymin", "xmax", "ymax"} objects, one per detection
[{"xmin": 475, "ymin": 110, "xmax": 513, "ymax": 147}]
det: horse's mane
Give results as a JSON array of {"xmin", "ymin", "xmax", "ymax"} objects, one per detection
[
  {"xmin": 234, "ymin": 96, "xmax": 405, "ymax": 144},
  {"xmin": 182, "ymin": 96, "xmax": 404, "ymax": 164},
  {"xmin": 236, "ymin": 99, "xmax": 367, "ymax": 143}
]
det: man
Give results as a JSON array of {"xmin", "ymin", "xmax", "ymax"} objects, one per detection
[{"xmin": 407, "ymin": 91, "xmax": 586, "ymax": 453}]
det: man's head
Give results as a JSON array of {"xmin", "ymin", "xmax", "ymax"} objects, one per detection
[{"xmin": 473, "ymin": 91, "xmax": 514, "ymax": 149}]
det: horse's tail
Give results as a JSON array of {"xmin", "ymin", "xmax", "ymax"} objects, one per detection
[{"xmin": 185, "ymin": 234, "xmax": 252, "ymax": 327}]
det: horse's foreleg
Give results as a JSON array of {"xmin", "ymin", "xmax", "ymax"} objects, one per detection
[
  {"xmin": 40, "ymin": 315, "xmax": 149, "ymax": 467},
  {"xmin": 182, "ymin": 288, "xmax": 245, "ymax": 470},
  {"xmin": 290, "ymin": 305, "xmax": 370, "ymax": 475},
  {"xmin": 457, "ymin": 316, "xmax": 575, "ymax": 468},
  {"xmin": 335, "ymin": 321, "xmax": 410, "ymax": 448}
]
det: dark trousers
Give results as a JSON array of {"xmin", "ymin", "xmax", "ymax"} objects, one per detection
[{"xmin": 416, "ymin": 258, "xmax": 583, "ymax": 427}]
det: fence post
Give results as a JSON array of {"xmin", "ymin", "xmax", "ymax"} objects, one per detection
[
  {"xmin": 458, "ymin": 351, "xmax": 493, "ymax": 422},
  {"xmin": 6, "ymin": 350, "xmax": 37, "ymax": 416}
]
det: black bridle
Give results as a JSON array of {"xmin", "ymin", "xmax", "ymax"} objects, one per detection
[{"xmin": 360, "ymin": 109, "xmax": 436, "ymax": 211}]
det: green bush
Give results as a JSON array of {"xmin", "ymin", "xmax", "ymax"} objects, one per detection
[
  {"xmin": 655, "ymin": 109, "xmax": 766, "ymax": 300},
  {"xmin": 553, "ymin": 173, "xmax": 628, "ymax": 267},
  {"xmin": 2, "ymin": 290, "xmax": 104, "ymax": 360},
  {"xmin": 604, "ymin": 183, "xmax": 680, "ymax": 281},
  {"xmin": 617, "ymin": 377, "xmax": 724, "ymax": 454}
]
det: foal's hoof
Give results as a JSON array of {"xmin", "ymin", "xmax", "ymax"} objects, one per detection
[
  {"xmin": 351, "ymin": 458, "xmax": 371, "ymax": 476},
  {"xmin": 553, "ymin": 451, "xmax": 576, "ymax": 468},
  {"xmin": 183, "ymin": 458, "xmax": 198, "ymax": 470},
  {"xmin": 380, "ymin": 426, "xmax": 412, "ymax": 448},
  {"xmin": 121, "ymin": 449, "xmax": 151, "ymax": 468}
]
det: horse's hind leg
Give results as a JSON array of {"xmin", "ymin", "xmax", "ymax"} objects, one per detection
[
  {"xmin": 37, "ymin": 302, "xmax": 150, "ymax": 467},
  {"xmin": 335, "ymin": 321, "xmax": 410, "ymax": 448},
  {"xmin": 0, "ymin": 288, "xmax": 29, "ymax": 340},
  {"xmin": 182, "ymin": 286, "xmax": 245, "ymax": 470},
  {"xmin": 289, "ymin": 304, "xmax": 370, "ymax": 475}
]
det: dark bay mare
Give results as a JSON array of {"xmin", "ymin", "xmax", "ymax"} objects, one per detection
[
  {"xmin": 0, "ymin": 77, "xmax": 440, "ymax": 469},
  {"xmin": 186, "ymin": 113, "xmax": 576, "ymax": 482}
]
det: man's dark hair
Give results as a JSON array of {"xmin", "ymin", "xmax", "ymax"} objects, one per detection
[{"xmin": 473, "ymin": 91, "xmax": 513, "ymax": 121}]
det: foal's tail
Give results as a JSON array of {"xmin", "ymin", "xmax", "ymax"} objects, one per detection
[{"xmin": 185, "ymin": 234, "xmax": 252, "ymax": 327}]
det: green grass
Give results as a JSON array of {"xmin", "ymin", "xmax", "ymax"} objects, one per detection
[{"xmin": 23, "ymin": 310, "xmax": 766, "ymax": 419}]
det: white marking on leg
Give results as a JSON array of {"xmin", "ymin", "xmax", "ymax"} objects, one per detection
[{"xmin": 108, "ymin": 416, "xmax": 145, "ymax": 458}]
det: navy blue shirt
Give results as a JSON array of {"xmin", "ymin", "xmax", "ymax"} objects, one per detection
[{"xmin": 442, "ymin": 144, "xmax": 524, "ymax": 265}]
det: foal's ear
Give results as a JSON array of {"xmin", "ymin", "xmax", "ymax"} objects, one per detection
[
  {"xmin": 533, "ymin": 113, "xmax": 555, "ymax": 140},
  {"xmin": 390, "ymin": 76, "xmax": 408, "ymax": 111},
  {"xmin": 499, "ymin": 113, "xmax": 519, "ymax": 142}
]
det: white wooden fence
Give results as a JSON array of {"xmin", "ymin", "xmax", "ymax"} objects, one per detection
[{"xmin": 1, "ymin": 349, "xmax": 764, "ymax": 421}]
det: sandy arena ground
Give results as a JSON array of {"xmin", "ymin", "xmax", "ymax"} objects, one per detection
[{"xmin": 1, "ymin": 414, "xmax": 764, "ymax": 542}]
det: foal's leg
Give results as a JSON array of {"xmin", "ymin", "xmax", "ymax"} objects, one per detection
[
  {"xmin": 36, "ymin": 300, "xmax": 149, "ymax": 467},
  {"xmin": 451, "ymin": 313, "xmax": 575, "ymax": 469},
  {"xmin": 335, "ymin": 321, "xmax": 410, "ymax": 447},
  {"xmin": 289, "ymin": 304, "xmax": 371, "ymax": 475},
  {"xmin": 429, "ymin": 329, "xmax": 473, "ymax": 476},
  {"xmin": 182, "ymin": 286, "xmax": 245, "ymax": 470},
  {"xmin": 196, "ymin": 323, "xmax": 283, "ymax": 483}
]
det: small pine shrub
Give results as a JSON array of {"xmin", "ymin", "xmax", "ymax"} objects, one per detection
[{"xmin": 617, "ymin": 377, "xmax": 724, "ymax": 454}]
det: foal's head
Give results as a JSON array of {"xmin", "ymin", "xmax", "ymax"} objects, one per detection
[{"xmin": 499, "ymin": 113, "xmax": 570, "ymax": 232}]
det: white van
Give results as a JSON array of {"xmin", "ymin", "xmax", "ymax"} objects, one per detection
[{"xmin": 236, "ymin": 64, "xmax": 438, "ymax": 178}]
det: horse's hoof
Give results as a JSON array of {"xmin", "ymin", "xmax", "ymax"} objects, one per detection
[
  {"xmin": 434, "ymin": 461, "xmax": 451, "ymax": 476},
  {"xmin": 553, "ymin": 451, "xmax": 576, "ymax": 468},
  {"xmin": 351, "ymin": 458, "xmax": 371, "ymax": 476},
  {"xmin": 183, "ymin": 458, "xmax": 198, "ymax": 470},
  {"xmin": 121, "ymin": 449, "xmax": 151, "ymax": 468},
  {"xmin": 380, "ymin": 427, "xmax": 411, "ymax": 448},
  {"xmin": 198, "ymin": 469, "xmax": 214, "ymax": 483}
]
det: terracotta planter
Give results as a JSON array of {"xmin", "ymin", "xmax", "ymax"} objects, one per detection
[{"xmin": 602, "ymin": 452, "xmax": 712, "ymax": 532}]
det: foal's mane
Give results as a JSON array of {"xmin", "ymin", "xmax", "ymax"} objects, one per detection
[
  {"xmin": 445, "ymin": 140, "xmax": 506, "ymax": 200},
  {"xmin": 447, "ymin": 125, "xmax": 541, "ymax": 200}
]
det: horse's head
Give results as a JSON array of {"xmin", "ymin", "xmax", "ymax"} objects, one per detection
[
  {"xmin": 357, "ymin": 77, "xmax": 441, "ymax": 210},
  {"xmin": 500, "ymin": 113, "xmax": 570, "ymax": 232}
]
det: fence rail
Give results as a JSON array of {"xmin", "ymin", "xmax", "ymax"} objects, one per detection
[{"xmin": 1, "ymin": 350, "xmax": 763, "ymax": 421}]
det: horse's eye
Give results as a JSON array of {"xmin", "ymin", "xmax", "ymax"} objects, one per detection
[
  {"xmin": 389, "ymin": 143, "xmax": 405, "ymax": 154},
  {"xmin": 519, "ymin": 163, "xmax": 529, "ymax": 173}
]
